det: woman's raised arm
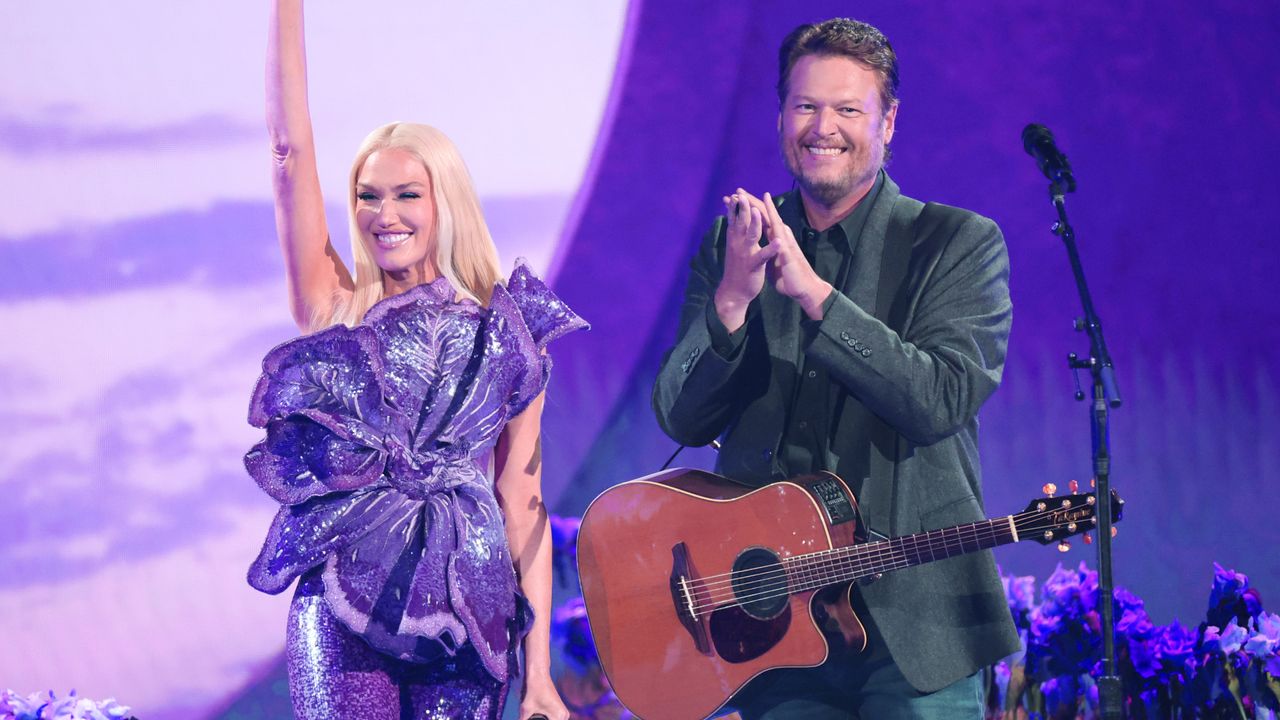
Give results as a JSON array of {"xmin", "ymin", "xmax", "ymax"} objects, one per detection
[{"xmin": 267, "ymin": 0, "xmax": 353, "ymax": 330}]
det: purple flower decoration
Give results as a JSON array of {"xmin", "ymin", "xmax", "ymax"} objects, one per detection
[
  {"xmin": 1127, "ymin": 626, "xmax": 1161, "ymax": 680},
  {"xmin": 0, "ymin": 690, "xmax": 133, "ymax": 720},
  {"xmin": 999, "ymin": 566, "xmax": 1038, "ymax": 630},
  {"xmin": 1024, "ymin": 562, "xmax": 1110, "ymax": 678},
  {"xmin": 1207, "ymin": 562, "xmax": 1251, "ymax": 629},
  {"xmin": 242, "ymin": 266, "xmax": 588, "ymax": 683},
  {"xmin": 1041, "ymin": 561, "xmax": 1100, "ymax": 614},
  {"xmin": 1210, "ymin": 563, "xmax": 1249, "ymax": 608},
  {"xmin": 1246, "ymin": 612, "xmax": 1280, "ymax": 674},
  {"xmin": 1115, "ymin": 587, "xmax": 1152, "ymax": 637},
  {"xmin": 991, "ymin": 660, "xmax": 1012, "ymax": 710},
  {"xmin": 1039, "ymin": 675, "xmax": 1083, "ymax": 716},
  {"xmin": 1205, "ymin": 618, "xmax": 1250, "ymax": 656},
  {"xmin": 550, "ymin": 514, "xmax": 581, "ymax": 580},
  {"xmin": 1156, "ymin": 619, "xmax": 1197, "ymax": 673},
  {"xmin": 1244, "ymin": 588, "xmax": 1265, "ymax": 618},
  {"xmin": 551, "ymin": 596, "xmax": 599, "ymax": 674}
]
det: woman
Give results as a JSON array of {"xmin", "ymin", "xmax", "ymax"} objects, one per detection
[{"xmin": 243, "ymin": 2, "xmax": 581, "ymax": 718}]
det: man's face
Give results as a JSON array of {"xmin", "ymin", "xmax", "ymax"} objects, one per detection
[{"xmin": 779, "ymin": 54, "xmax": 897, "ymax": 208}]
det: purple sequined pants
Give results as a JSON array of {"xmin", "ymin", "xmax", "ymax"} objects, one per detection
[{"xmin": 286, "ymin": 574, "xmax": 508, "ymax": 720}]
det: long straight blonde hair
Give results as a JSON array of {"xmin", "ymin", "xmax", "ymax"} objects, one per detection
[{"xmin": 324, "ymin": 122, "xmax": 502, "ymax": 329}]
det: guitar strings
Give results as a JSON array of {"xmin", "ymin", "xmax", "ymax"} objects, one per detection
[
  {"xmin": 687, "ymin": 505, "xmax": 1077, "ymax": 614},
  {"xmin": 688, "ymin": 505, "xmax": 1064, "ymax": 612},
  {"xmin": 689, "ymin": 506, "xmax": 1036, "ymax": 596},
  {"xmin": 687, "ymin": 502, "xmax": 1077, "ymax": 595},
  {"xmin": 682, "ymin": 504, "xmax": 1085, "ymax": 616},
  {"xmin": 689, "ymin": 521, "xmax": 1011, "ymax": 614}
]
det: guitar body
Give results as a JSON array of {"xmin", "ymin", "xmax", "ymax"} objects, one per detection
[
  {"xmin": 578, "ymin": 468, "xmax": 1122, "ymax": 720},
  {"xmin": 577, "ymin": 468, "xmax": 866, "ymax": 720}
]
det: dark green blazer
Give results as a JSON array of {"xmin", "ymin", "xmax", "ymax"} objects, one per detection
[{"xmin": 652, "ymin": 175, "xmax": 1020, "ymax": 693}]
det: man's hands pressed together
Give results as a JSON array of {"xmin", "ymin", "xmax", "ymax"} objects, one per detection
[{"xmin": 714, "ymin": 188, "xmax": 834, "ymax": 333}]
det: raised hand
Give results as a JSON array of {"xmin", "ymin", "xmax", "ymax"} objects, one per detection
[
  {"xmin": 268, "ymin": 0, "xmax": 353, "ymax": 330},
  {"xmin": 714, "ymin": 189, "xmax": 778, "ymax": 332},
  {"xmin": 761, "ymin": 192, "xmax": 832, "ymax": 321}
]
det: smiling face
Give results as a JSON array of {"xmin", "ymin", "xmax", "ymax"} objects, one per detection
[
  {"xmin": 778, "ymin": 54, "xmax": 897, "ymax": 210},
  {"xmin": 354, "ymin": 147, "xmax": 439, "ymax": 286}
]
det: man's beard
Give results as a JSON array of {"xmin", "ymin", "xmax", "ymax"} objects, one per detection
[{"xmin": 784, "ymin": 143, "xmax": 884, "ymax": 208}]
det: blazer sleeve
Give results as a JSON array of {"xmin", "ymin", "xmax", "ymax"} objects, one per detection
[
  {"xmin": 806, "ymin": 212, "xmax": 1012, "ymax": 446},
  {"xmin": 652, "ymin": 218, "xmax": 759, "ymax": 447}
]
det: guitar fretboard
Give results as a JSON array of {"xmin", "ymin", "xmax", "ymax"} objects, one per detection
[{"xmin": 780, "ymin": 517, "xmax": 1018, "ymax": 594}]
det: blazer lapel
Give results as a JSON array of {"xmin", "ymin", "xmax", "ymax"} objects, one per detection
[
  {"xmin": 760, "ymin": 193, "xmax": 805, "ymax": 364},
  {"xmin": 842, "ymin": 175, "xmax": 902, "ymax": 316}
]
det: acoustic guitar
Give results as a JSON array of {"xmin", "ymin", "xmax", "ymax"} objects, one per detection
[{"xmin": 576, "ymin": 468, "xmax": 1123, "ymax": 720}]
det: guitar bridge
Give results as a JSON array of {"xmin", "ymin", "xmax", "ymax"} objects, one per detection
[{"xmin": 670, "ymin": 542, "xmax": 711, "ymax": 655}]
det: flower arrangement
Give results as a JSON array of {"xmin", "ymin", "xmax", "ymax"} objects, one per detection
[
  {"xmin": 992, "ymin": 562, "xmax": 1279, "ymax": 719},
  {"xmin": 0, "ymin": 690, "xmax": 134, "ymax": 720},
  {"xmin": 547, "ymin": 514, "xmax": 634, "ymax": 719}
]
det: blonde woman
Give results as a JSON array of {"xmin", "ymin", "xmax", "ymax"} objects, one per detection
[{"xmin": 243, "ymin": 2, "xmax": 582, "ymax": 718}]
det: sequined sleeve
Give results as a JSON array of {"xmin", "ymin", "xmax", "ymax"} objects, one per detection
[
  {"xmin": 502, "ymin": 260, "xmax": 589, "ymax": 416},
  {"xmin": 505, "ymin": 260, "xmax": 589, "ymax": 352}
]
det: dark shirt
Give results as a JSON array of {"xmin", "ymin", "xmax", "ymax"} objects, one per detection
[{"xmin": 706, "ymin": 172, "xmax": 886, "ymax": 480}]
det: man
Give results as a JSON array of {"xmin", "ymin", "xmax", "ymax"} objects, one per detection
[{"xmin": 652, "ymin": 18, "xmax": 1020, "ymax": 719}]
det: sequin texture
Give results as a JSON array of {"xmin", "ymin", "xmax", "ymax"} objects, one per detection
[
  {"xmin": 288, "ymin": 572, "xmax": 507, "ymax": 719},
  {"xmin": 246, "ymin": 262, "xmax": 587, "ymax": 708}
]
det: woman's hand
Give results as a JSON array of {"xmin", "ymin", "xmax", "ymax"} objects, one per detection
[{"xmin": 518, "ymin": 670, "xmax": 569, "ymax": 720}]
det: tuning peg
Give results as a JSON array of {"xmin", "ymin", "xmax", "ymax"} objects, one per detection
[
  {"xmin": 1068, "ymin": 479, "xmax": 1079, "ymax": 493},
  {"xmin": 1057, "ymin": 540, "xmax": 1071, "ymax": 552},
  {"xmin": 1042, "ymin": 483, "xmax": 1058, "ymax": 497},
  {"xmin": 1083, "ymin": 533, "xmax": 1093, "ymax": 545}
]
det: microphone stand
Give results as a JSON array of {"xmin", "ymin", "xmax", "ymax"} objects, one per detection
[{"xmin": 1042, "ymin": 174, "xmax": 1125, "ymax": 719}]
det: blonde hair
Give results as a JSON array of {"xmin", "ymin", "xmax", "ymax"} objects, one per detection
[{"xmin": 324, "ymin": 122, "xmax": 502, "ymax": 328}]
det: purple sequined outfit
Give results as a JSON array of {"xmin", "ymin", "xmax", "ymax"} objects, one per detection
[{"xmin": 245, "ymin": 263, "xmax": 586, "ymax": 719}]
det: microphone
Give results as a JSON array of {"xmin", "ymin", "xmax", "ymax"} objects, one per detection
[{"xmin": 1022, "ymin": 123, "xmax": 1076, "ymax": 193}]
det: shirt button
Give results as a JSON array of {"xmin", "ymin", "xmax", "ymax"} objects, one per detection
[
  {"xmin": 798, "ymin": 421, "xmax": 808, "ymax": 429},
  {"xmin": 762, "ymin": 448, "xmax": 773, "ymax": 461},
  {"xmin": 807, "ymin": 370, "xmax": 817, "ymax": 378}
]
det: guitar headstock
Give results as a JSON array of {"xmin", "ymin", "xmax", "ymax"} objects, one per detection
[{"xmin": 1015, "ymin": 483, "xmax": 1125, "ymax": 549}]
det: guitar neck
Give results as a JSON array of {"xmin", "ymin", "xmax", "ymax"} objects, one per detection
[{"xmin": 782, "ymin": 516, "xmax": 1019, "ymax": 594}]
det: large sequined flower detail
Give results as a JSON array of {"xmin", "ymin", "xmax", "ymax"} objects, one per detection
[{"xmin": 244, "ymin": 323, "xmax": 401, "ymax": 505}]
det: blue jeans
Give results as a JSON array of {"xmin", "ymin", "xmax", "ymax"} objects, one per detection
[{"xmin": 727, "ymin": 597, "xmax": 984, "ymax": 720}]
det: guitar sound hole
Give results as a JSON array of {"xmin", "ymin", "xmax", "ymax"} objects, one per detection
[{"xmin": 732, "ymin": 547, "xmax": 788, "ymax": 620}]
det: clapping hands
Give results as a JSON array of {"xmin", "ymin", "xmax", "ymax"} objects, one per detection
[{"xmin": 713, "ymin": 189, "xmax": 834, "ymax": 331}]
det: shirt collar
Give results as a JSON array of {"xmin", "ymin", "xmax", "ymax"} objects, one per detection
[{"xmin": 780, "ymin": 170, "xmax": 886, "ymax": 252}]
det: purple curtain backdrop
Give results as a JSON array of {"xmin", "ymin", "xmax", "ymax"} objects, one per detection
[{"xmin": 544, "ymin": 0, "xmax": 1280, "ymax": 629}]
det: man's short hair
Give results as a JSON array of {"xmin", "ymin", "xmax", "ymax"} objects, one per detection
[{"xmin": 777, "ymin": 18, "xmax": 900, "ymax": 113}]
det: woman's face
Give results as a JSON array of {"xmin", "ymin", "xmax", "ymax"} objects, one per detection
[{"xmin": 354, "ymin": 147, "xmax": 439, "ymax": 283}]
